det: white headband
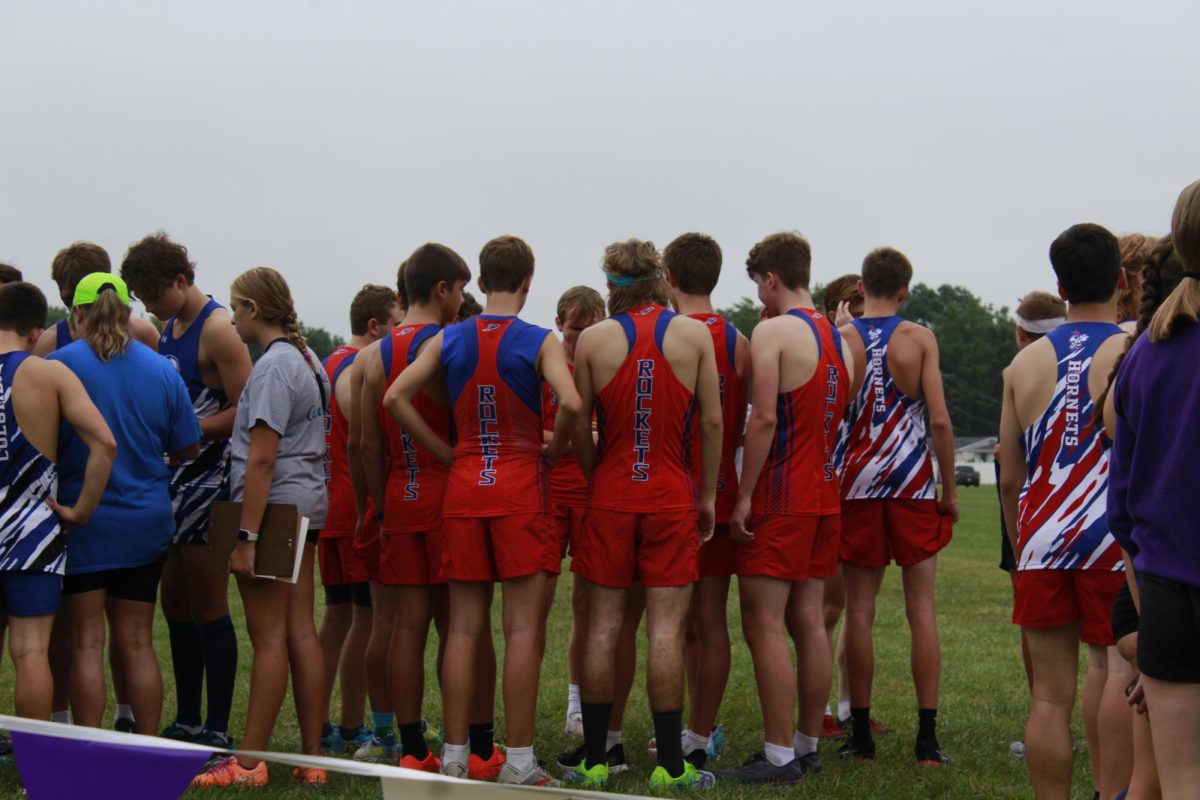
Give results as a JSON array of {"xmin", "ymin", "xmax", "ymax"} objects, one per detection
[{"xmin": 1015, "ymin": 314, "xmax": 1066, "ymax": 335}]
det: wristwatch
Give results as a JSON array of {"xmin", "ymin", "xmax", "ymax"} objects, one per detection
[{"xmin": 237, "ymin": 529, "xmax": 260, "ymax": 543}]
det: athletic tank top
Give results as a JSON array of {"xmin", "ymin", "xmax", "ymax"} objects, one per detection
[
  {"xmin": 752, "ymin": 308, "xmax": 850, "ymax": 519},
  {"xmin": 590, "ymin": 305, "xmax": 697, "ymax": 512},
  {"xmin": 837, "ymin": 316, "xmax": 935, "ymax": 500},
  {"xmin": 0, "ymin": 352, "xmax": 64, "ymax": 574},
  {"xmin": 1017, "ymin": 322, "xmax": 1124, "ymax": 572},
  {"xmin": 159, "ymin": 299, "xmax": 233, "ymax": 530},
  {"xmin": 53, "ymin": 319, "xmax": 73, "ymax": 352},
  {"xmin": 688, "ymin": 312, "xmax": 740, "ymax": 521},
  {"xmin": 442, "ymin": 315, "xmax": 550, "ymax": 518},
  {"xmin": 543, "ymin": 364, "xmax": 589, "ymax": 508},
  {"xmin": 380, "ymin": 324, "xmax": 450, "ymax": 533},
  {"xmin": 321, "ymin": 346, "xmax": 359, "ymax": 538}
]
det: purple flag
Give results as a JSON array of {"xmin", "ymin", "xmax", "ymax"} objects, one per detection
[{"xmin": 12, "ymin": 731, "xmax": 211, "ymax": 799}]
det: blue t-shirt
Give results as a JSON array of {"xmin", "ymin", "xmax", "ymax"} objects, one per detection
[{"xmin": 48, "ymin": 340, "xmax": 201, "ymax": 573}]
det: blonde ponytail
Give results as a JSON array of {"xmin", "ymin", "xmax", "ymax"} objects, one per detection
[
  {"xmin": 80, "ymin": 289, "xmax": 131, "ymax": 362},
  {"xmin": 1151, "ymin": 180, "xmax": 1200, "ymax": 342}
]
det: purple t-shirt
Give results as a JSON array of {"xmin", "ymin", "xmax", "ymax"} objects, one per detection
[{"xmin": 1109, "ymin": 321, "xmax": 1200, "ymax": 587}]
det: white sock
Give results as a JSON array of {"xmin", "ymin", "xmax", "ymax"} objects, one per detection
[
  {"xmin": 51, "ymin": 710, "xmax": 70, "ymax": 724},
  {"xmin": 793, "ymin": 731, "xmax": 819, "ymax": 757},
  {"xmin": 837, "ymin": 699, "xmax": 851, "ymax": 723},
  {"xmin": 606, "ymin": 730, "xmax": 622, "ymax": 750},
  {"xmin": 443, "ymin": 742, "xmax": 469, "ymax": 768},
  {"xmin": 764, "ymin": 741, "xmax": 795, "ymax": 767},
  {"xmin": 682, "ymin": 729, "xmax": 709, "ymax": 755},
  {"xmin": 507, "ymin": 745, "xmax": 536, "ymax": 772},
  {"xmin": 567, "ymin": 684, "xmax": 581, "ymax": 716},
  {"xmin": 115, "ymin": 704, "xmax": 135, "ymax": 722}
]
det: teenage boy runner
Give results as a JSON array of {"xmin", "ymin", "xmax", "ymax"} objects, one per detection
[
  {"xmin": 386, "ymin": 236, "xmax": 580, "ymax": 786},
  {"xmin": 317, "ymin": 284, "xmax": 401, "ymax": 753},
  {"xmin": 719, "ymin": 232, "xmax": 852, "ymax": 782},
  {"xmin": 0, "ymin": 282, "xmax": 115, "ymax": 720},
  {"xmin": 662, "ymin": 233, "xmax": 749, "ymax": 768},
  {"xmin": 836, "ymin": 247, "xmax": 957, "ymax": 765},
  {"xmin": 119, "ymin": 234, "xmax": 252, "ymax": 746},
  {"xmin": 566, "ymin": 238, "xmax": 722, "ymax": 791},
  {"xmin": 999, "ymin": 224, "xmax": 1128, "ymax": 800},
  {"xmin": 36, "ymin": 241, "xmax": 160, "ymax": 357},
  {"xmin": 362, "ymin": 245, "xmax": 475, "ymax": 770}
]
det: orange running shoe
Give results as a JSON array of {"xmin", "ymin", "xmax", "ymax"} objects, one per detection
[
  {"xmin": 399, "ymin": 751, "xmax": 442, "ymax": 773},
  {"xmin": 821, "ymin": 714, "xmax": 846, "ymax": 738},
  {"xmin": 467, "ymin": 746, "xmax": 506, "ymax": 780},
  {"xmin": 191, "ymin": 756, "xmax": 269, "ymax": 787},
  {"xmin": 292, "ymin": 766, "xmax": 328, "ymax": 786}
]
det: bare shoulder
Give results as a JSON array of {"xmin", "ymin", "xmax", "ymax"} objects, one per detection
[
  {"xmin": 32, "ymin": 327, "xmax": 57, "ymax": 357},
  {"xmin": 1008, "ymin": 336, "xmax": 1053, "ymax": 383},
  {"xmin": 896, "ymin": 320, "xmax": 936, "ymax": 346},
  {"xmin": 578, "ymin": 318, "xmax": 621, "ymax": 345}
]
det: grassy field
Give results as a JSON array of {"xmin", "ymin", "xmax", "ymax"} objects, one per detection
[{"xmin": 0, "ymin": 486, "xmax": 1099, "ymax": 797}]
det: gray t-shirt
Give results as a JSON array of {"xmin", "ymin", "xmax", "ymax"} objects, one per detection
[{"xmin": 230, "ymin": 340, "xmax": 330, "ymax": 529}]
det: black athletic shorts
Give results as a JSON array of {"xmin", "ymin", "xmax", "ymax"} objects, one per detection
[
  {"xmin": 996, "ymin": 470, "xmax": 1017, "ymax": 572},
  {"xmin": 1137, "ymin": 572, "xmax": 1200, "ymax": 683},
  {"xmin": 1111, "ymin": 582, "xmax": 1139, "ymax": 643},
  {"xmin": 63, "ymin": 554, "xmax": 168, "ymax": 604},
  {"xmin": 324, "ymin": 582, "xmax": 372, "ymax": 608}
]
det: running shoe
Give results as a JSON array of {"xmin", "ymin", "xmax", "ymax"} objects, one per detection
[
  {"xmin": 707, "ymin": 724, "xmax": 725, "ymax": 758},
  {"xmin": 649, "ymin": 761, "xmax": 716, "ymax": 790},
  {"xmin": 400, "ymin": 751, "xmax": 442, "ymax": 772},
  {"xmin": 292, "ymin": 766, "xmax": 328, "ymax": 786},
  {"xmin": 498, "ymin": 762, "xmax": 561, "ymax": 786},
  {"xmin": 354, "ymin": 732, "xmax": 398, "ymax": 763},
  {"xmin": 563, "ymin": 759, "xmax": 608, "ymax": 789},
  {"xmin": 467, "ymin": 746, "xmax": 506, "ymax": 780},
  {"xmin": 420, "ymin": 718, "xmax": 440, "ymax": 743},
  {"xmin": 321, "ymin": 722, "xmax": 342, "ymax": 754},
  {"xmin": 837, "ymin": 717, "xmax": 893, "ymax": 735},
  {"xmin": 440, "ymin": 761, "xmax": 467, "ymax": 778},
  {"xmin": 161, "ymin": 722, "xmax": 199, "ymax": 742},
  {"xmin": 191, "ymin": 756, "xmax": 269, "ymax": 787},
  {"xmin": 192, "ymin": 730, "xmax": 234, "ymax": 749},
  {"xmin": 838, "ymin": 736, "xmax": 876, "ymax": 760},
  {"xmin": 916, "ymin": 738, "xmax": 950, "ymax": 767},
  {"xmin": 820, "ymin": 714, "xmax": 846, "ymax": 738},
  {"xmin": 1008, "ymin": 740, "xmax": 1025, "ymax": 759},
  {"xmin": 714, "ymin": 751, "xmax": 805, "ymax": 784},
  {"xmin": 564, "ymin": 710, "xmax": 584, "ymax": 737},
  {"xmin": 556, "ymin": 742, "xmax": 628, "ymax": 773},
  {"xmin": 797, "ymin": 752, "xmax": 823, "ymax": 775}
]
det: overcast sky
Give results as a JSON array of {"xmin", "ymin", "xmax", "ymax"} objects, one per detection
[{"xmin": 3, "ymin": 0, "xmax": 1197, "ymax": 335}]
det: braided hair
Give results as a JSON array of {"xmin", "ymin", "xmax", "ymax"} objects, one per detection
[{"xmin": 231, "ymin": 267, "xmax": 318, "ymax": 378}]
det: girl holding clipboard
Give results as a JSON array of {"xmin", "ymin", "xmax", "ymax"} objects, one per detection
[{"xmin": 193, "ymin": 267, "xmax": 330, "ymax": 787}]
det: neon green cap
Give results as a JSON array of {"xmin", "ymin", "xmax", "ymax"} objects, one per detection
[{"xmin": 72, "ymin": 272, "xmax": 130, "ymax": 307}]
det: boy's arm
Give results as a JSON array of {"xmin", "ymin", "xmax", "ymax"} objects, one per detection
[
  {"xmin": 733, "ymin": 331, "xmax": 751, "ymax": 449},
  {"xmin": 920, "ymin": 329, "xmax": 958, "ymax": 522},
  {"xmin": 44, "ymin": 362, "xmax": 117, "ymax": 529},
  {"xmin": 383, "ymin": 332, "xmax": 453, "ymax": 466},
  {"xmin": 998, "ymin": 367, "xmax": 1025, "ymax": 557},
  {"xmin": 539, "ymin": 335, "xmax": 581, "ymax": 469},
  {"xmin": 571, "ymin": 332, "xmax": 598, "ymax": 479},
  {"xmin": 731, "ymin": 321, "xmax": 781, "ymax": 543},
  {"xmin": 200, "ymin": 316, "xmax": 253, "ymax": 441},
  {"xmin": 693, "ymin": 325, "xmax": 722, "ymax": 543},
  {"xmin": 358, "ymin": 348, "xmax": 390, "ymax": 514},
  {"xmin": 131, "ymin": 317, "xmax": 161, "ymax": 351}
]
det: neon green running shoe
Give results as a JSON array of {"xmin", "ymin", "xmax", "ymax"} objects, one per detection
[
  {"xmin": 649, "ymin": 761, "xmax": 717, "ymax": 790},
  {"xmin": 563, "ymin": 758, "xmax": 609, "ymax": 788}
]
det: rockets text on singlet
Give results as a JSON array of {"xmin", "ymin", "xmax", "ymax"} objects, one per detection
[
  {"xmin": 687, "ymin": 313, "xmax": 740, "ymax": 521},
  {"xmin": 1017, "ymin": 322, "xmax": 1124, "ymax": 572}
]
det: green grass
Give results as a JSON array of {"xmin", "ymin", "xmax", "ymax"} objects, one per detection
[{"xmin": 0, "ymin": 487, "xmax": 1099, "ymax": 797}]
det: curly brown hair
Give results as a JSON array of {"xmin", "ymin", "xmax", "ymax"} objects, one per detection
[{"xmin": 603, "ymin": 239, "xmax": 668, "ymax": 317}]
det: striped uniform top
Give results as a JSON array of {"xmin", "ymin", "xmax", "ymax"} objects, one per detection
[
  {"xmin": 1017, "ymin": 322, "xmax": 1124, "ymax": 572},
  {"xmin": 0, "ymin": 352, "xmax": 63, "ymax": 574},
  {"xmin": 836, "ymin": 316, "xmax": 935, "ymax": 500}
]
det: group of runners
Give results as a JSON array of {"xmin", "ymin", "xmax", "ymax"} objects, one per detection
[{"xmin": 0, "ymin": 177, "xmax": 1197, "ymax": 798}]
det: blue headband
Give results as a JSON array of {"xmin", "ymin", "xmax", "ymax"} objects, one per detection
[{"xmin": 606, "ymin": 271, "xmax": 663, "ymax": 287}]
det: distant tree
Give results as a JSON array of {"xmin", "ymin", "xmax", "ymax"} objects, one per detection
[
  {"xmin": 900, "ymin": 283, "xmax": 1015, "ymax": 437},
  {"xmin": 46, "ymin": 305, "xmax": 68, "ymax": 325},
  {"xmin": 717, "ymin": 297, "xmax": 761, "ymax": 339},
  {"xmin": 300, "ymin": 323, "xmax": 345, "ymax": 362}
]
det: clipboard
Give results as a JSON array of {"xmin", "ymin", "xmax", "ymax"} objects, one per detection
[{"xmin": 207, "ymin": 501, "xmax": 309, "ymax": 583}]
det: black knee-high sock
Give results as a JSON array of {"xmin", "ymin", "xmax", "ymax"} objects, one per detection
[
  {"xmin": 468, "ymin": 721, "xmax": 495, "ymax": 759},
  {"xmin": 200, "ymin": 616, "xmax": 237, "ymax": 734},
  {"xmin": 582, "ymin": 702, "xmax": 612, "ymax": 768},
  {"xmin": 168, "ymin": 621, "xmax": 204, "ymax": 727},
  {"xmin": 399, "ymin": 722, "xmax": 427, "ymax": 760},
  {"xmin": 653, "ymin": 709, "xmax": 685, "ymax": 777},
  {"xmin": 851, "ymin": 707, "xmax": 873, "ymax": 745}
]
